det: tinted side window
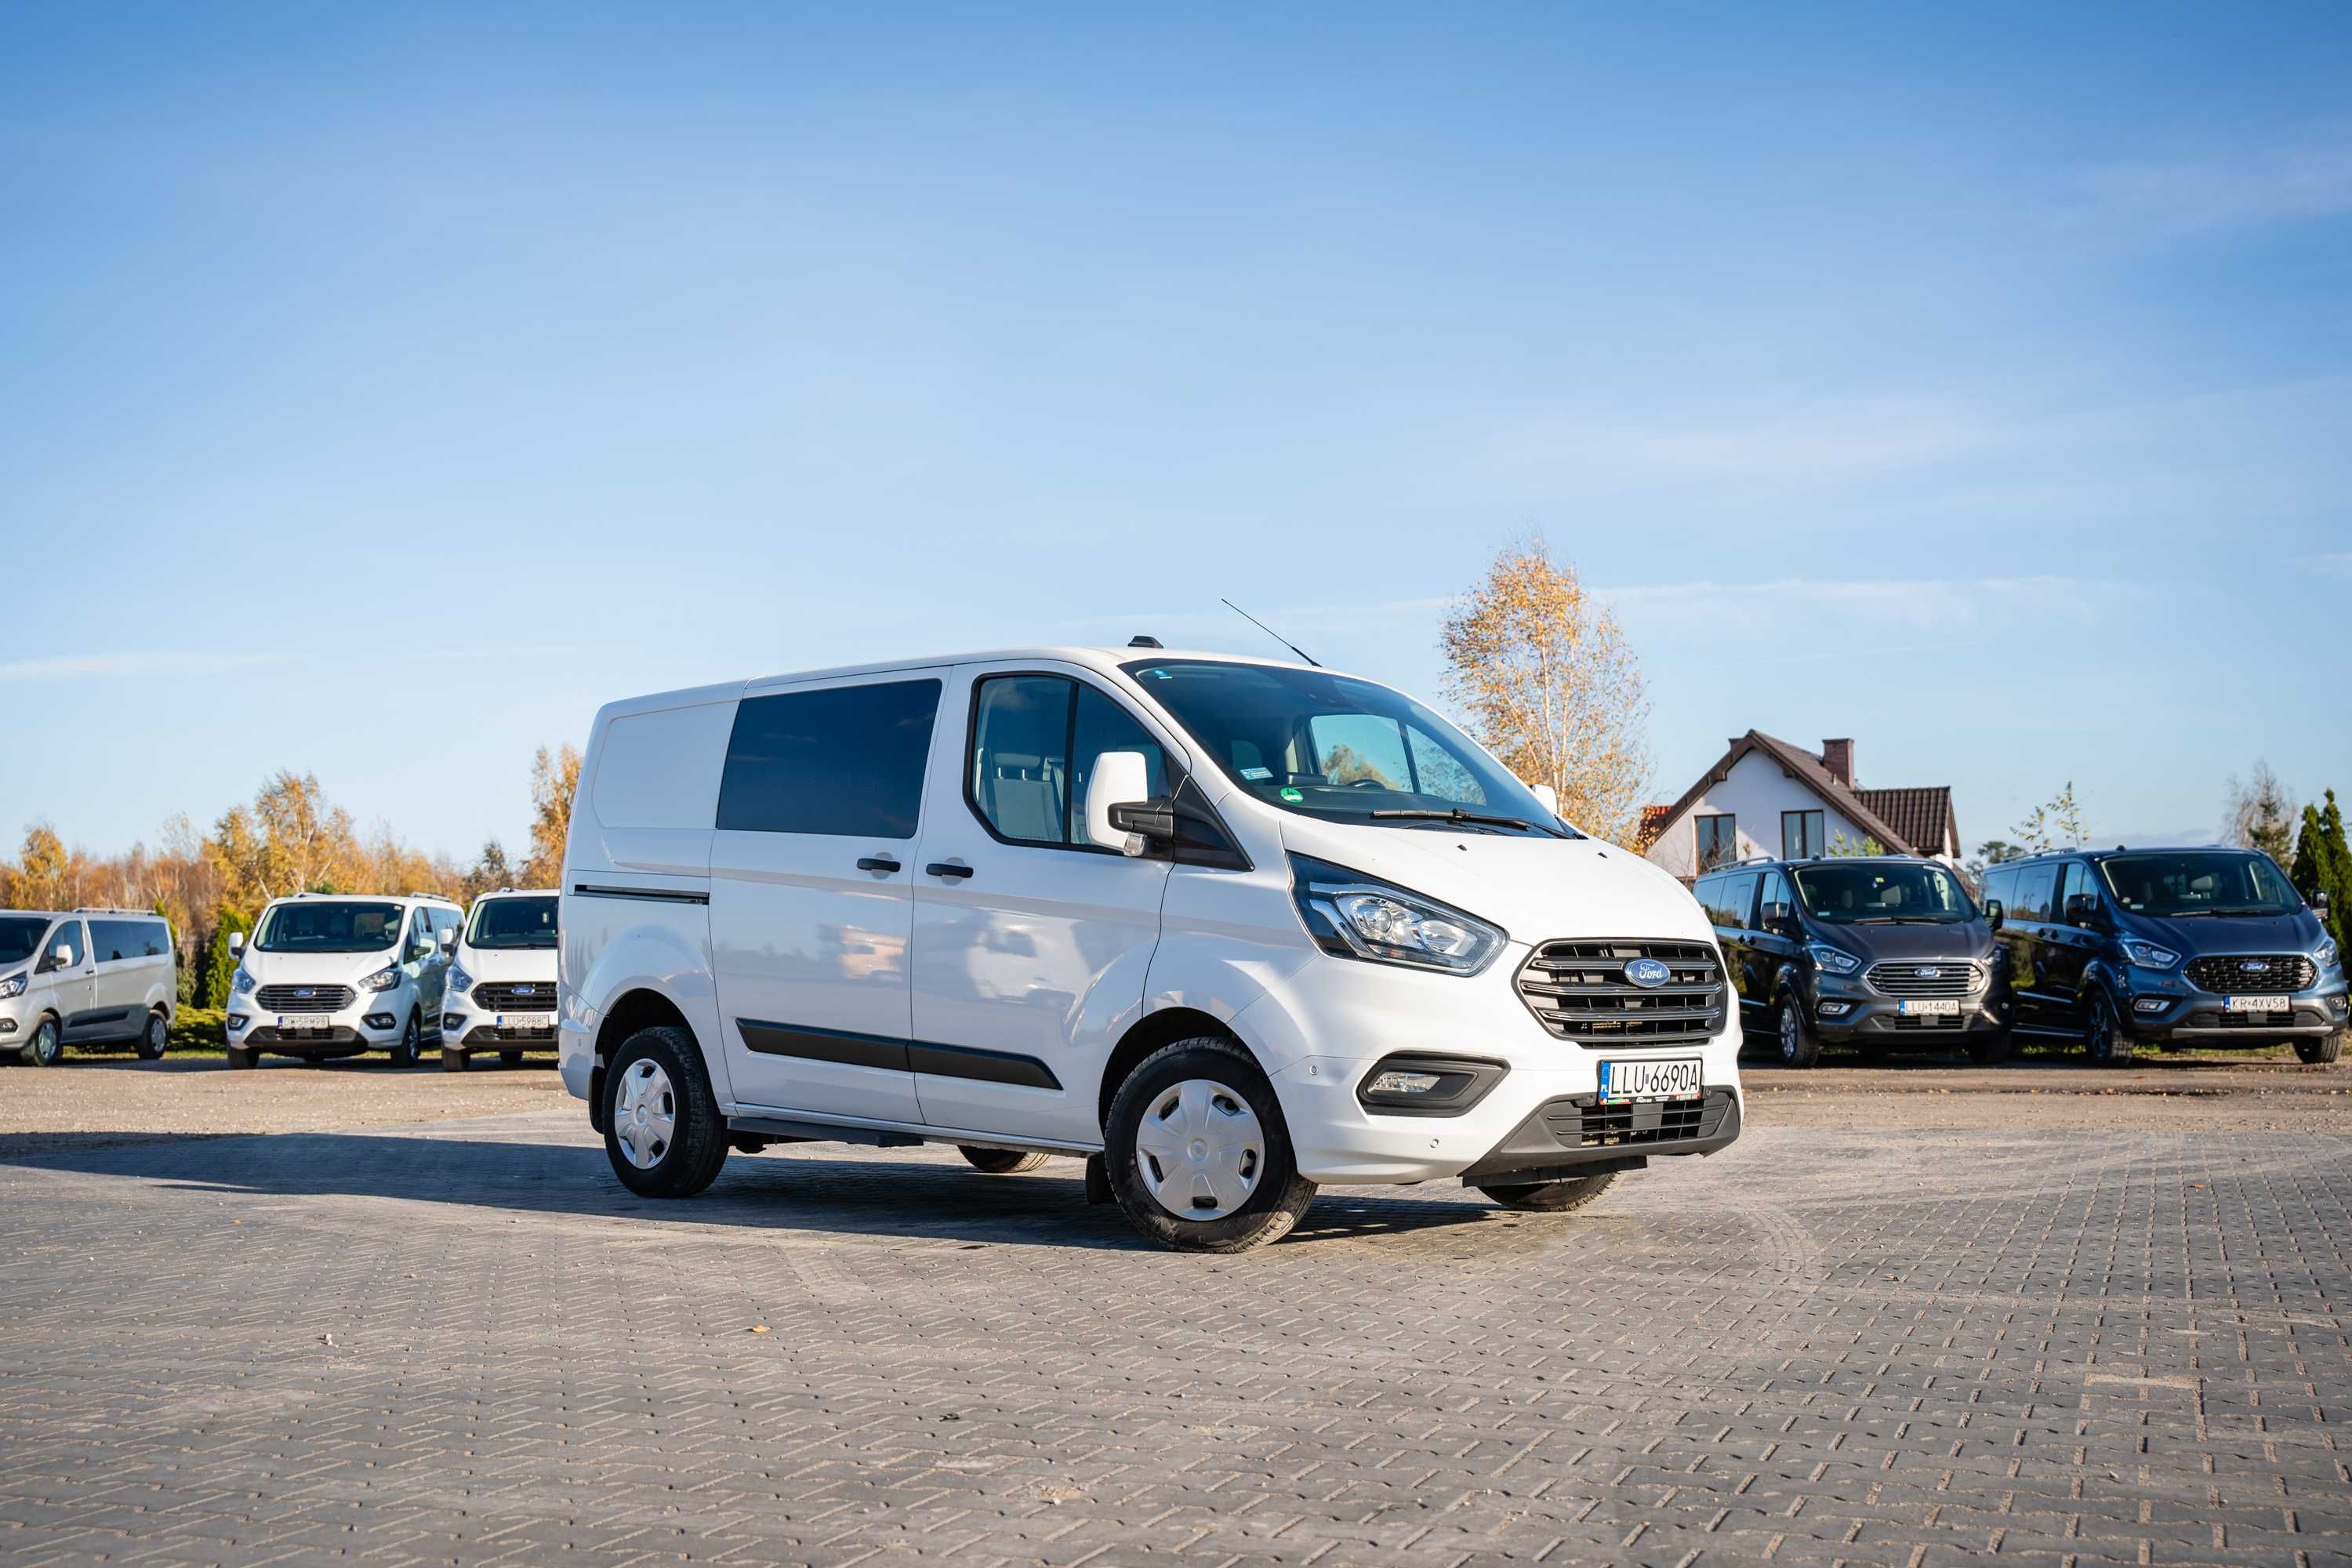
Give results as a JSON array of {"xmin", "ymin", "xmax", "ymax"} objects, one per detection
[
  {"xmin": 2013, "ymin": 865, "xmax": 2056, "ymax": 923},
  {"xmin": 1720, "ymin": 871, "xmax": 1761, "ymax": 930},
  {"xmin": 1759, "ymin": 869, "xmax": 1791, "ymax": 921},
  {"xmin": 42, "ymin": 920, "xmax": 85, "ymax": 971},
  {"xmin": 1692, "ymin": 874, "xmax": 1722, "ymax": 926},
  {"xmin": 91, "ymin": 920, "xmax": 133, "ymax": 963},
  {"xmin": 718, "ymin": 679, "xmax": 942, "ymax": 839},
  {"xmin": 2058, "ymin": 861, "xmax": 2096, "ymax": 915},
  {"xmin": 1984, "ymin": 866, "xmax": 2017, "ymax": 909}
]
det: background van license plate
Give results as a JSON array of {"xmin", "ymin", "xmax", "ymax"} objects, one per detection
[
  {"xmin": 278, "ymin": 1014, "xmax": 331, "ymax": 1029},
  {"xmin": 499, "ymin": 1013, "xmax": 555, "ymax": 1029},
  {"xmin": 1899, "ymin": 999, "xmax": 1960, "ymax": 1016},
  {"xmin": 2225, "ymin": 994, "xmax": 2290, "ymax": 1013},
  {"xmin": 1599, "ymin": 1058, "xmax": 1701, "ymax": 1102}
]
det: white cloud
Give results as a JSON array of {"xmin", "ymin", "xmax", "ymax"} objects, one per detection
[
  {"xmin": 0, "ymin": 651, "xmax": 280, "ymax": 680},
  {"xmin": 2069, "ymin": 129, "xmax": 2352, "ymax": 238}
]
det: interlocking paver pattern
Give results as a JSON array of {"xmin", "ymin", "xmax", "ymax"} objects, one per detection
[{"xmin": 2, "ymin": 1112, "xmax": 2345, "ymax": 1566}]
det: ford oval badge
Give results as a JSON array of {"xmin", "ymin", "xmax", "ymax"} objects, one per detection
[
  {"xmin": 1915, "ymin": 967, "xmax": 1940, "ymax": 979},
  {"xmin": 1624, "ymin": 957, "xmax": 1671, "ymax": 989},
  {"xmin": 2240, "ymin": 960, "xmax": 2270, "ymax": 974}
]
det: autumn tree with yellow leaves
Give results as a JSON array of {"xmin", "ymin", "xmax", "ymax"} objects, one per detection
[{"xmin": 1439, "ymin": 536, "xmax": 1653, "ymax": 847}]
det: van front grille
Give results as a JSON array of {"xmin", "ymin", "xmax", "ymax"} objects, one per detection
[
  {"xmin": 255, "ymin": 985, "xmax": 354, "ymax": 1012},
  {"xmin": 473, "ymin": 982, "xmax": 557, "ymax": 1012},
  {"xmin": 1866, "ymin": 961, "xmax": 1984, "ymax": 998},
  {"xmin": 2183, "ymin": 955, "xmax": 2314, "ymax": 993},
  {"xmin": 1515, "ymin": 939, "xmax": 1725, "ymax": 1048},
  {"xmin": 1541, "ymin": 1089, "xmax": 1738, "ymax": 1148}
]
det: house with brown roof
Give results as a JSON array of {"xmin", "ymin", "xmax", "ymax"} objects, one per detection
[{"xmin": 1640, "ymin": 732, "xmax": 1960, "ymax": 882}]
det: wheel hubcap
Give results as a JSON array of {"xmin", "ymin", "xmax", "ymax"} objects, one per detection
[
  {"xmin": 615, "ymin": 1060, "xmax": 677, "ymax": 1171},
  {"xmin": 34, "ymin": 1022, "xmax": 57, "ymax": 1062},
  {"xmin": 1134, "ymin": 1077, "xmax": 1264, "ymax": 1221}
]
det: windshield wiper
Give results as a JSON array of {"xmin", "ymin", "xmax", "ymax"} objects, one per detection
[{"xmin": 1370, "ymin": 807, "xmax": 1552, "ymax": 834}]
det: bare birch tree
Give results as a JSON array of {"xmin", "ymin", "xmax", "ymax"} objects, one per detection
[{"xmin": 1439, "ymin": 536, "xmax": 1651, "ymax": 845}]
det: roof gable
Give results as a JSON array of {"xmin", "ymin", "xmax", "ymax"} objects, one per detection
[{"xmin": 1647, "ymin": 731, "xmax": 1927, "ymax": 856}]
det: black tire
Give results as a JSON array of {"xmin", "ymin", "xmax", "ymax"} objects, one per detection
[
  {"xmin": 226, "ymin": 1046, "xmax": 258, "ymax": 1070},
  {"xmin": 1966, "ymin": 1026, "xmax": 2013, "ymax": 1066},
  {"xmin": 1774, "ymin": 991, "xmax": 1822, "ymax": 1069},
  {"xmin": 499, "ymin": 1050, "xmax": 524, "ymax": 1067},
  {"xmin": 136, "ymin": 1011, "xmax": 169, "ymax": 1061},
  {"xmin": 441, "ymin": 1047, "xmax": 466, "ymax": 1073},
  {"xmin": 387, "ymin": 1012, "xmax": 419, "ymax": 1069},
  {"xmin": 1103, "ymin": 1036, "xmax": 1316, "ymax": 1254},
  {"xmin": 603, "ymin": 1025, "xmax": 728, "ymax": 1198},
  {"xmin": 1477, "ymin": 1171, "xmax": 1618, "ymax": 1213},
  {"xmin": 958, "ymin": 1145, "xmax": 1051, "ymax": 1174},
  {"xmin": 2294, "ymin": 1030, "xmax": 2344, "ymax": 1065},
  {"xmin": 2084, "ymin": 989, "xmax": 2133, "ymax": 1066},
  {"xmin": 24, "ymin": 1016, "xmax": 63, "ymax": 1068}
]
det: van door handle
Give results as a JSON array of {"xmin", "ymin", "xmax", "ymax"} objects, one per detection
[
  {"xmin": 925, "ymin": 862, "xmax": 975, "ymax": 880},
  {"xmin": 855, "ymin": 856, "xmax": 902, "ymax": 874}
]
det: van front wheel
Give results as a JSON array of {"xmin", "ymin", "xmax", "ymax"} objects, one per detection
[
  {"xmin": 24, "ymin": 1018, "xmax": 62, "ymax": 1068},
  {"xmin": 1104, "ymin": 1036, "xmax": 1316, "ymax": 1254},
  {"xmin": 1478, "ymin": 1171, "xmax": 1617, "ymax": 1213},
  {"xmin": 1775, "ymin": 993, "xmax": 1822, "ymax": 1069},
  {"xmin": 2294, "ymin": 1030, "xmax": 2343, "ymax": 1065},
  {"xmin": 604, "ymin": 1026, "xmax": 728, "ymax": 1199},
  {"xmin": 959, "ymin": 1146, "xmax": 1051, "ymax": 1174},
  {"xmin": 387, "ymin": 1013, "xmax": 419, "ymax": 1069}
]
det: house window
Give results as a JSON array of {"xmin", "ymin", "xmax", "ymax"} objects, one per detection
[
  {"xmin": 1782, "ymin": 809, "xmax": 1824, "ymax": 859},
  {"xmin": 1695, "ymin": 814, "xmax": 1737, "ymax": 871}
]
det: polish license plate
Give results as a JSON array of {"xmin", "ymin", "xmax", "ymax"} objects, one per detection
[
  {"xmin": 1598, "ymin": 1058, "xmax": 1702, "ymax": 1103},
  {"xmin": 1899, "ymin": 998, "xmax": 1960, "ymax": 1016},
  {"xmin": 499, "ymin": 1013, "xmax": 555, "ymax": 1029},
  {"xmin": 2225, "ymin": 995, "xmax": 2290, "ymax": 1013},
  {"xmin": 278, "ymin": 1014, "xmax": 332, "ymax": 1029}
]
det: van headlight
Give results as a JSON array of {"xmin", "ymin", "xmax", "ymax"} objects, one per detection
[
  {"xmin": 1289, "ymin": 855, "xmax": 1505, "ymax": 975},
  {"xmin": 358, "ymin": 965, "xmax": 402, "ymax": 993},
  {"xmin": 2120, "ymin": 938, "xmax": 2181, "ymax": 970},
  {"xmin": 230, "ymin": 967, "xmax": 256, "ymax": 995},
  {"xmin": 1806, "ymin": 941, "xmax": 1862, "ymax": 975},
  {"xmin": 447, "ymin": 962, "xmax": 473, "ymax": 995},
  {"xmin": 2316, "ymin": 935, "xmax": 2339, "ymax": 972},
  {"xmin": 0, "ymin": 971, "xmax": 24, "ymax": 1000}
]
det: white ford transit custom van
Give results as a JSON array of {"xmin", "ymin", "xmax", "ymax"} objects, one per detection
[
  {"xmin": 225, "ymin": 893, "xmax": 463, "ymax": 1069},
  {"xmin": 559, "ymin": 646, "xmax": 1741, "ymax": 1252},
  {"xmin": 438, "ymin": 888, "xmax": 559, "ymax": 1071},
  {"xmin": 0, "ymin": 908, "xmax": 177, "ymax": 1065}
]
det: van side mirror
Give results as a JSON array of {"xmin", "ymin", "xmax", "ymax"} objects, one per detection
[
  {"xmin": 1984, "ymin": 898, "xmax": 2004, "ymax": 931},
  {"xmin": 2318, "ymin": 891, "xmax": 2332, "ymax": 917},
  {"xmin": 227, "ymin": 931, "xmax": 245, "ymax": 955},
  {"xmin": 42, "ymin": 942, "xmax": 72, "ymax": 971},
  {"xmin": 1085, "ymin": 750, "xmax": 1160, "ymax": 854},
  {"xmin": 1760, "ymin": 901, "xmax": 1795, "ymax": 935},
  {"xmin": 2064, "ymin": 892, "xmax": 2099, "ymax": 927},
  {"xmin": 438, "ymin": 927, "xmax": 456, "ymax": 953},
  {"xmin": 1526, "ymin": 782, "xmax": 1559, "ymax": 816}
]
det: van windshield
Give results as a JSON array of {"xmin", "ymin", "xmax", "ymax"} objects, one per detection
[
  {"xmin": 252, "ymin": 902, "xmax": 404, "ymax": 953},
  {"xmin": 1791, "ymin": 862, "xmax": 1976, "ymax": 924},
  {"xmin": 467, "ymin": 896, "xmax": 557, "ymax": 949},
  {"xmin": 0, "ymin": 917, "xmax": 50, "ymax": 967},
  {"xmin": 1122, "ymin": 659, "xmax": 1573, "ymax": 836},
  {"xmin": 2100, "ymin": 851, "xmax": 2301, "ymax": 917}
]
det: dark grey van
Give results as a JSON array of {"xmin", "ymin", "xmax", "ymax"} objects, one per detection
[
  {"xmin": 1981, "ymin": 847, "xmax": 2345, "ymax": 1065},
  {"xmin": 1693, "ymin": 856, "xmax": 2009, "ymax": 1068}
]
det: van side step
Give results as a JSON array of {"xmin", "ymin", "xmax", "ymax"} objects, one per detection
[{"xmin": 728, "ymin": 1114, "xmax": 926, "ymax": 1149}]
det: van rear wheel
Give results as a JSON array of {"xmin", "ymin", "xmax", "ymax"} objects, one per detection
[
  {"xmin": 136, "ymin": 1011, "xmax": 169, "ymax": 1061},
  {"xmin": 959, "ymin": 1146, "xmax": 1051, "ymax": 1174},
  {"xmin": 604, "ymin": 1026, "xmax": 728, "ymax": 1198},
  {"xmin": 1103, "ymin": 1036, "xmax": 1316, "ymax": 1254},
  {"xmin": 1478, "ymin": 1171, "xmax": 1617, "ymax": 1213}
]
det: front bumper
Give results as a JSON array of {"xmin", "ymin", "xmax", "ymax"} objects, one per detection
[
  {"xmin": 226, "ymin": 992, "xmax": 410, "ymax": 1051},
  {"xmin": 1243, "ymin": 938, "xmax": 1744, "ymax": 1185},
  {"xmin": 2120, "ymin": 984, "xmax": 2348, "ymax": 1044},
  {"xmin": 1460, "ymin": 1091, "xmax": 1742, "ymax": 1185},
  {"xmin": 1809, "ymin": 993, "xmax": 2007, "ymax": 1044}
]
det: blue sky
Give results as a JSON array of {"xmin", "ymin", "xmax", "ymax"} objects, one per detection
[{"xmin": 3, "ymin": 3, "xmax": 2348, "ymax": 864}]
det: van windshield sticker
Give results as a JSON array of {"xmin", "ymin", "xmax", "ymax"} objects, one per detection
[{"xmin": 1240, "ymin": 766, "xmax": 1272, "ymax": 781}]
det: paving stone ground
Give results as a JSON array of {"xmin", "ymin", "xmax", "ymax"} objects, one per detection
[{"xmin": 1, "ymin": 1081, "xmax": 2347, "ymax": 1567}]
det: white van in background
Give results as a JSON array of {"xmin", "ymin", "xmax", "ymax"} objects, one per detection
[
  {"xmin": 439, "ymin": 887, "xmax": 559, "ymax": 1071},
  {"xmin": 557, "ymin": 645, "xmax": 1741, "ymax": 1252},
  {"xmin": 0, "ymin": 908, "xmax": 177, "ymax": 1065},
  {"xmin": 225, "ymin": 893, "xmax": 463, "ymax": 1069}
]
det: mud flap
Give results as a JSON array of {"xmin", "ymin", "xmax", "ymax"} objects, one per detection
[{"xmin": 1084, "ymin": 1152, "xmax": 1113, "ymax": 1205}]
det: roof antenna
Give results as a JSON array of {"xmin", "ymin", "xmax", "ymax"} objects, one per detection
[{"xmin": 1221, "ymin": 598, "xmax": 1322, "ymax": 667}]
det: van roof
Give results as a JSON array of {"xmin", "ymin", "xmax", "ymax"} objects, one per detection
[
  {"xmin": 600, "ymin": 645, "xmax": 1324, "ymax": 718},
  {"xmin": 257, "ymin": 891, "xmax": 460, "ymax": 906},
  {"xmin": 1993, "ymin": 844, "xmax": 2241, "ymax": 869}
]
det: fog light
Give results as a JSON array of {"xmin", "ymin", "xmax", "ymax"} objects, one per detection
[
  {"xmin": 1817, "ymin": 1000, "xmax": 1853, "ymax": 1017},
  {"xmin": 0, "ymin": 1018, "xmax": 14, "ymax": 1034},
  {"xmin": 1367, "ymin": 1070, "xmax": 1443, "ymax": 1096},
  {"xmin": 226, "ymin": 1014, "xmax": 248, "ymax": 1030},
  {"xmin": 2134, "ymin": 997, "xmax": 2169, "ymax": 1014},
  {"xmin": 2330, "ymin": 995, "xmax": 2349, "ymax": 1019},
  {"xmin": 442, "ymin": 1014, "xmax": 466, "ymax": 1035},
  {"xmin": 363, "ymin": 1012, "xmax": 396, "ymax": 1031}
]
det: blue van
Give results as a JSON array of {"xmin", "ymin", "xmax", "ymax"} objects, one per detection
[{"xmin": 1981, "ymin": 847, "xmax": 2345, "ymax": 1065}]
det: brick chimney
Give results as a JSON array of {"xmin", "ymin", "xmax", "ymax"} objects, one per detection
[{"xmin": 1821, "ymin": 738, "xmax": 1855, "ymax": 787}]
